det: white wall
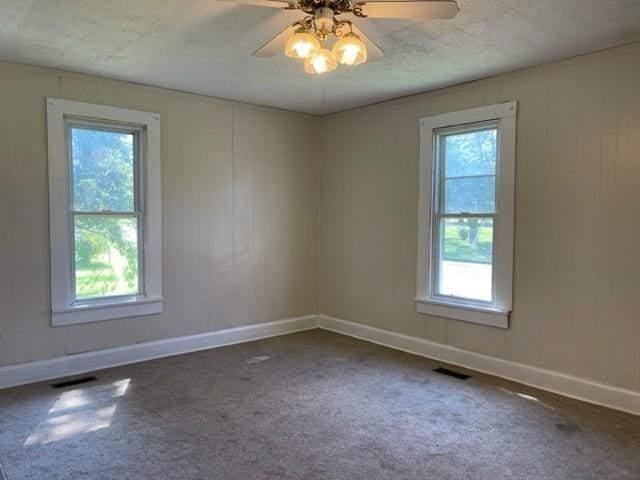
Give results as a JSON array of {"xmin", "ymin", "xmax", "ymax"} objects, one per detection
[
  {"xmin": 2, "ymin": 41, "xmax": 640, "ymax": 396},
  {"xmin": 0, "ymin": 61, "xmax": 318, "ymax": 367},
  {"xmin": 318, "ymin": 43, "xmax": 640, "ymax": 392}
]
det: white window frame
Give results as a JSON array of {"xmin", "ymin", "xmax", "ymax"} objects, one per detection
[
  {"xmin": 47, "ymin": 98, "xmax": 162, "ymax": 326},
  {"xmin": 416, "ymin": 101, "xmax": 517, "ymax": 329}
]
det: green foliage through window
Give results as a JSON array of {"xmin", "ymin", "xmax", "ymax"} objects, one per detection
[
  {"xmin": 70, "ymin": 126, "xmax": 140, "ymax": 300},
  {"xmin": 72, "ymin": 127, "xmax": 135, "ymax": 212},
  {"xmin": 443, "ymin": 128, "xmax": 497, "ymax": 214},
  {"xmin": 442, "ymin": 218, "xmax": 493, "ymax": 264},
  {"xmin": 439, "ymin": 127, "xmax": 496, "ymax": 265}
]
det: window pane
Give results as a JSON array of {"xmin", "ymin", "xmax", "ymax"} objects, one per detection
[
  {"xmin": 71, "ymin": 127, "xmax": 135, "ymax": 212},
  {"xmin": 74, "ymin": 215, "xmax": 139, "ymax": 300},
  {"xmin": 444, "ymin": 128, "xmax": 497, "ymax": 177},
  {"xmin": 444, "ymin": 176, "xmax": 495, "ymax": 214},
  {"xmin": 438, "ymin": 217, "xmax": 493, "ymax": 302}
]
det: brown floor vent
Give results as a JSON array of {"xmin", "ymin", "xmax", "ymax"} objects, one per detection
[
  {"xmin": 51, "ymin": 376, "xmax": 98, "ymax": 389},
  {"xmin": 433, "ymin": 367, "xmax": 471, "ymax": 380}
]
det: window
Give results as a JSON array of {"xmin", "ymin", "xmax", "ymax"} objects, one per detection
[
  {"xmin": 416, "ymin": 102, "xmax": 516, "ymax": 328},
  {"xmin": 47, "ymin": 98, "xmax": 162, "ymax": 326}
]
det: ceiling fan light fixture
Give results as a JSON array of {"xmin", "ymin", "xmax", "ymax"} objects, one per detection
[
  {"xmin": 303, "ymin": 48, "xmax": 338, "ymax": 74},
  {"xmin": 284, "ymin": 27, "xmax": 321, "ymax": 59},
  {"xmin": 332, "ymin": 32, "xmax": 367, "ymax": 66},
  {"xmin": 239, "ymin": 0, "xmax": 461, "ymax": 73}
]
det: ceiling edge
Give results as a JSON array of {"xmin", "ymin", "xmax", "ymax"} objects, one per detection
[
  {"xmin": 1, "ymin": 39, "xmax": 638, "ymax": 118},
  {"xmin": 320, "ymin": 40, "xmax": 640, "ymax": 119}
]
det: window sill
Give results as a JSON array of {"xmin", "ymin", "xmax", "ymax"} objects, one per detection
[
  {"xmin": 415, "ymin": 297, "xmax": 509, "ymax": 329},
  {"xmin": 52, "ymin": 295, "xmax": 163, "ymax": 327}
]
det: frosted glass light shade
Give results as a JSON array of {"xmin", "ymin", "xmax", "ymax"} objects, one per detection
[
  {"xmin": 332, "ymin": 32, "xmax": 367, "ymax": 65},
  {"xmin": 303, "ymin": 48, "xmax": 338, "ymax": 74},
  {"xmin": 285, "ymin": 28, "xmax": 321, "ymax": 59}
]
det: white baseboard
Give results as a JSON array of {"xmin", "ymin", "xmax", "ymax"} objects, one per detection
[
  {"xmin": 317, "ymin": 315, "xmax": 640, "ymax": 416},
  {"xmin": 0, "ymin": 315, "xmax": 318, "ymax": 389},
  {"xmin": 3, "ymin": 313, "xmax": 639, "ymax": 416}
]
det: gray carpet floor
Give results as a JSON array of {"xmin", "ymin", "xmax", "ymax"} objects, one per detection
[{"xmin": 1, "ymin": 329, "xmax": 639, "ymax": 479}]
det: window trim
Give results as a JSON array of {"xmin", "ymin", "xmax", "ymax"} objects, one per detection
[
  {"xmin": 416, "ymin": 101, "xmax": 517, "ymax": 329},
  {"xmin": 47, "ymin": 98, "xmax": 163, "ymax": 327}
]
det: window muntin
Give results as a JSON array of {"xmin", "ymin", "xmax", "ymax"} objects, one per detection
[
  {"xmin": 432, "ymin": 123, "xmax": 498, "ymax": 305},
  {"xmin": 68, "ymin": 122, "xmax": 144, "ymax": 303}
]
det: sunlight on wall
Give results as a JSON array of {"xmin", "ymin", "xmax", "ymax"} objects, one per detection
[{"xmin": 25, "ymin": 379, "xmax": 131, "ymax": 446}]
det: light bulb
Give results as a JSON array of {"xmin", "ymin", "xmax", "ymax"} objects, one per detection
[
  {"xmin": 303, "ymin": 48, "xmax": 337, "ymax": 74},
  {"xmin": 285, "ymin": 28, "xmax": 321, "ymax": 59},
  {"xmin": 341, "ymin": 45, "xmax": 360, "ymax": 65},
  {"xmin": 332, "ymin": 32, "xmax": 367, "ymax": 66},
  {"xmin": 294, "ymin": 41, "xmax": 314, "ymax": 58}
]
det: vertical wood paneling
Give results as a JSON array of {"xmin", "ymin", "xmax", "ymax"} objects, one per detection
[
  {"xmin": 0, "ymin": 62, "xmax": 318, "ymax": 365},
  {"xmin": 202, "ymin": 101, "xmax": 235, "ymax": 331},
  {"xmin": 232, "ymin": 105, "xmax": 260, "ymax": 326},
  {"xmin": 0, "ymin": 64, "xmax": 11, "ymax": 363},
  {"xmin": 318, "ymin": 44, "xmax": 640, "ymax": 391},
  {"xmin": 149, "ymin": 91, "xmax": 185, "ymax": 342},
  {"xmin": 568, "ymin": 59, "xmax": 606, "ymax": 380},
  {"xmin": 502, "ymin": 73, "xmax": 531, "ymax": 364},
  {"xmin": 180, "ymin": 97, "xmax": 207, "ymax": 333},
  {"xmin": 1, "ymin": 68, "xmax": 66, "ymax": 363},
  {"xmin": 511, "ymin": 71, "xmax": 549, "ymax": 368},
  {"xmin": 233, "ymin": 105, "xmax": 318, "ymax": 325},
  {"xmin": 318, "ymin": 117, "xmax": 350, "ymax": 320},
  {"xmin": 594, "ymin": 54, "xmax": 619, "ymax": 385},
  {"xmin": 537, "ymin": 65, "xmax": 579, "ymax": 373},
  {"xmin": 391, "ymin": 101, "xmax": 435, "ymax": 340},
  {"xmin": 609, "ymin": 51, "xmax": 640, "ymax": 389},
  {"xmin": 319, "ymin": 108, "xmax": 395, "ymax": 331}
]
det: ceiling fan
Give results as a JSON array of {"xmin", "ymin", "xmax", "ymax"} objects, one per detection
[{"xmin": 217, "ymin": 0, "xmax": 459, "ymax": 74}]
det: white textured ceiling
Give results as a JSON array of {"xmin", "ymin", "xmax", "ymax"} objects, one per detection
[{"xmin": 1, "ymin": 0, "xmax": 639, "ymax": 114}]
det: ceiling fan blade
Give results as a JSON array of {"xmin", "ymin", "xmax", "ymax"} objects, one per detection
[
  {"xmin": 355, "ymin": 0, "xmax": 459, "ymax": 20},
  {"xmin": 253, "ymin": 23, "xmax": 299, "ymax": 57},
  {"xmin": 217, "ymin": 0, "xmax": 295, "ymax": 9},
  {"xmin": 349, "ymin": 22, "xmax": 384, "ymax": 62}
]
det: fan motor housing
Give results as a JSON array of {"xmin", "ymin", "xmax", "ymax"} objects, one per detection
[{"xmin": 315, "ymin": 7, "xmax": 336, "ymax": 28}]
